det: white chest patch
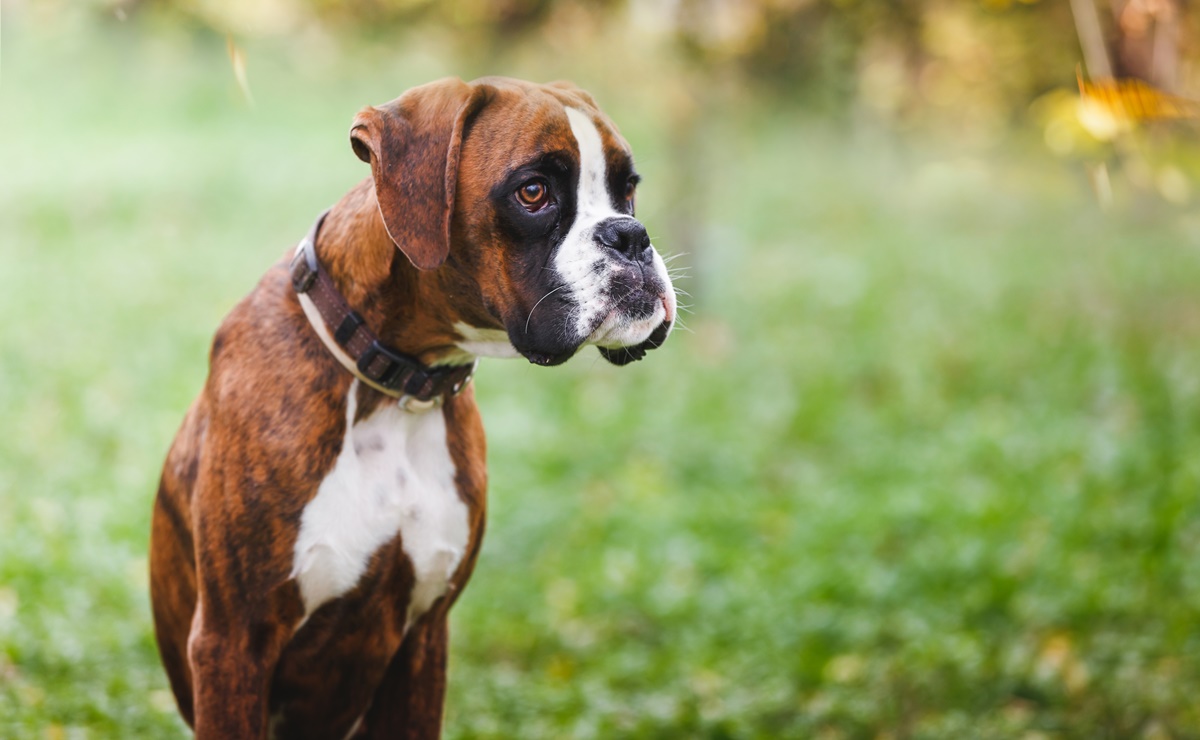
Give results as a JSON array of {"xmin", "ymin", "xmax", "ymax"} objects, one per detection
[{"xmin": 291, "ymin": 381, "xmax": 469, "ymax": 630}]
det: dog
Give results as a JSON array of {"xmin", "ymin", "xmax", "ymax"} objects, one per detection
[{"xmin": 149, "ymin": 76, "xmax": 676, "ymax": 739}]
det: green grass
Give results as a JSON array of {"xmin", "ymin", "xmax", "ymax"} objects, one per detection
[{"xmin": 3, "ymin": 19, "xmax": 1200, "ymax": 739}]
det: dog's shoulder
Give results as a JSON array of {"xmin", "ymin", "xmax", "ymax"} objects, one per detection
[{"xmin": 203, "ymin": 259, "xmax": 351, "ymax": 477}]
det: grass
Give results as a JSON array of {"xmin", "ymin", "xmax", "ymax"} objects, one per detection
[{"xmin": 3, "ymin": 17, "xmax": 1200, "ymax": 739}]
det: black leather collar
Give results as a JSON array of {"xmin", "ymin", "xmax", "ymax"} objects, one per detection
[{"xmin": 290, "ymin": 210, "xmax": 476, "ymax": 405}]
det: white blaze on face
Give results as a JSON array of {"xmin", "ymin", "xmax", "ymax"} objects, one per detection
[
  {"xmin": 555, "ymin": 107, "xmax": 617, "ymax": 337},
  {"xmin": 555, "ymin": 106, "xmax": 674, "ymax": 344}
]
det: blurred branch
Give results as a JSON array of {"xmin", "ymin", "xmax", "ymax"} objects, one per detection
[
  {"xmin": 1112, "ymin": 0, "xmax": 1182, "ymax": 90},
  {"xmin": 226, "ymin": 34, "xmax": 254, "ymax": 107},
  {"xmin": 1071, "ymin": 0, "xmax": 1113, "ymax": 78}
]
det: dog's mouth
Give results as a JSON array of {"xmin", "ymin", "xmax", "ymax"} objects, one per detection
[
  {"xmin": 517, "ymin": 320, "xmax": 671, "ymax": 367},
  {"xmin": 520, "ymin": 347, "xmax": 578, "ymax": 367},
  {"xmin": 597, "ymin": 318, "xmax": 672, "ymax": 365},
  {"xmin": 589, "ymin": 290, "xmax": 676, "ymax": 366},
  {"xmin": 514, "ymin": 295, "xmax": 674, "ymax": 367},
  {"xmin": 512, "ymin": 273, "xmax": 677, "ymax": 368}
]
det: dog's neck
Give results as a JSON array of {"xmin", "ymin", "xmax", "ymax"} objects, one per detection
[{"xmin": 313, "ymin": 180, "xmax": 487, "ymax": 366}]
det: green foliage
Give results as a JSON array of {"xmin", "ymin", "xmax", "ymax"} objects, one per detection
[{"xmin": 3, "ymin": 20, "xmax": 1200, "ymax": 740}]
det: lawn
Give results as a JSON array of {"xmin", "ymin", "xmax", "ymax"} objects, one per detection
[{"xmin": 2, "ymin": 18, "xmax": 1200, "ymax": 739}]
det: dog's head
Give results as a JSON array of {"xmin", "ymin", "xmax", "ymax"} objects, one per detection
[{"xmin": 349, "ymin": 77, "xmax": 675, "ymax": 367}]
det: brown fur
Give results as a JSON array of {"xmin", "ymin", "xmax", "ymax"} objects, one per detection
[{"xmin": 150, "ymin": 77, "xmax": 621, "ymax": 739}]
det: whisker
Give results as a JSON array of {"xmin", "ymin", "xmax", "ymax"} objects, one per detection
[
  {"xmin": 525, "ymin": 284, "xmax": 569, "ymax": 334},
  {"xmin": 609, "ymin": 285, "xmax": 640, "ymax": 312}
]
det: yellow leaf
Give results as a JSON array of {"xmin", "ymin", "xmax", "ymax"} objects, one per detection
[{"xmin": 1077, "ymin": 69, "xmax": 1200, "ymax": 123}]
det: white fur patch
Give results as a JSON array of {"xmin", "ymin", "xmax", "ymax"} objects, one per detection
[
  {"xmin": 556, "ymin": 107, "xmax": 622, "ymax": 338},
  {"xmin": 556, "ymin": 107, "xmax": 674, "ymax": 348},
  {"xmin": 291, "ymin": 380, "xmax": 469, "ymax": 631},
  {"xmin": 453, "ymin": 322, "xmax": 521, "ymax": 360}
]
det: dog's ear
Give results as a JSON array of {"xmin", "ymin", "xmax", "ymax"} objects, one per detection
[{"xmin": 350, "ymin": 78, "xmax": 492, "ymax": 271}]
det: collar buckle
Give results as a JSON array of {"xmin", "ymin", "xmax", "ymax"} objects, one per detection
[{"xmin": 290, "ymin": 238, "xmax": 318, "ymax": 293}]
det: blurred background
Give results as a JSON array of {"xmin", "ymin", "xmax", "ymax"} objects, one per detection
[{"xmin": 3, "ymin": 0, "xmax": 1200, "ymax": 737}]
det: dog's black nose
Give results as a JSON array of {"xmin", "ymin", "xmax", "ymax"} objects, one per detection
[{"xmin": 595, "ymin": 218, "xmax": 652, "ymax": 263}]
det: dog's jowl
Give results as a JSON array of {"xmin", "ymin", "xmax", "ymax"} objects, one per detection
[{"xmin": 149, "ymin": 77, "xmax": 675, "ymax": 739}]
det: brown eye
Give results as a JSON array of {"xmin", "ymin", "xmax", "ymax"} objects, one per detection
[
  {"xmin": 625, "ymin": 180, "xmax": 637, "ymax": 200},
  {"xmin": 516, "ymin": 179, "xmax": 549, "ymax": 210}
]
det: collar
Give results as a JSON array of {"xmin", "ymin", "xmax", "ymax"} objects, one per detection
[{"xmin": 290, "ymin": 209, "xmax": 476, "ymax": 409}]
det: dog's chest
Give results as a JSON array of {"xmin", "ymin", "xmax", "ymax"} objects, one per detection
[{"xmin": 291, "ymin": 382, "xmax": 469, "ymax": 629}]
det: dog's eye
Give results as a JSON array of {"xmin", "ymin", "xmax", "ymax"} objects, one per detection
[
  {"xmin": 516, "ymin": 179, "xmax": 550, "ymax": 211},
  {"xmin": 625, "ymin": 179, "xmax": 637, "ymax": 200}
]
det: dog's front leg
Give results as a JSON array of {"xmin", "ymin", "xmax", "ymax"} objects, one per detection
[
  {"xmin": 187, "ymin": 501, "xmax": 300, "ymax": 739},
  {"xmin": 188, "ymin": 620, "xmax": 288, "ymax": 739},
  {"xmin": 363, "ymin": 612, "xmax": 450, "ymax": 739}
]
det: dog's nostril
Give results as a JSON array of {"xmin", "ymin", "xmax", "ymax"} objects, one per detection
[{"xmin": 595, "ymin": 218, "xmax": 651, "ymax": 261}]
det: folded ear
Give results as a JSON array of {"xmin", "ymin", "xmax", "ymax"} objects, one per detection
[{"xmin": 350, "ymin": 78, "xmax": 492, "ymax": 271}]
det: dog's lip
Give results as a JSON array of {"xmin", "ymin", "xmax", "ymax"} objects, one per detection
[
  {"xmin": 589, "ymin": 288, "xmax": 672, "ymax": 347},
  {"xmin": 597, "ymin": 318, "xmax": 672, "ymax": 365},
  {"xmin": 585, "ymin": 296, "xmax": 672, "ymax": 350},
  {"xmin": 517, "ymin": 287, "xmax": 674, "ymax": 366},
  {"xmin": 519, "ymin": 347, "xmax": 577, "ymax": 366},
  {"xmin": 661, "ymin": 292, "xmax": 676, "ymax": 324}
]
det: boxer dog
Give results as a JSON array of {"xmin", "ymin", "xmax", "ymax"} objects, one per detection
[{"xmin": 149, "ymin": 77, "xmax": 676, "ymax": 739}]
